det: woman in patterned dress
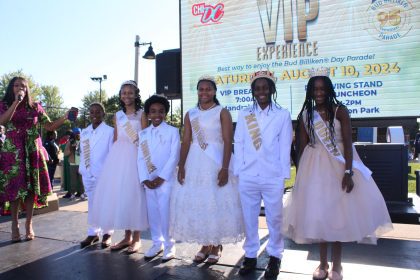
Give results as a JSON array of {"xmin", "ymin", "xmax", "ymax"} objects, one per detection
[{"xmin": 0, "ymin": 77, "xmax": 72, "ymax": 242}]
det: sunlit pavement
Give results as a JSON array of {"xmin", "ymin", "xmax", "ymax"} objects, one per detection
[{"xmin": 0, "ymin": 190, "xmax": 419, "ymax": 280}]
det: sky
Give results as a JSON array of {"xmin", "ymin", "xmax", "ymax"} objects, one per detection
[{"xmin": 0, "ymin": 0, "xmax": 180, "ymax": 108}]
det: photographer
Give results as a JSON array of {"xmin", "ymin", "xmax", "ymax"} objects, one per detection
[{"xmin": 63, "ymin": 129, "xmax": 85, "ymax": 199}]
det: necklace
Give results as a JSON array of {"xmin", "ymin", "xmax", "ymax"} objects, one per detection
[{"xmin": 199, "ymin": 103, "xmax": 216, "ymax": 111}]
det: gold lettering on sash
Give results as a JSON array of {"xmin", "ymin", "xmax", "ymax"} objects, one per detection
[
  {"xmin": 140, "ymin": 140, "xmax": 157, "ymax": 174},
  {"xmin": 123, "ymin": 122, "xmax": 139, "ymax": 146},
  {"xmin": 82, "ymin": 139, "xmax": 90, "ymax": 169},
  {"xmin": 191, "ymin": 117, "xmax": 208, "ymax": 150},
  {"xmin": 245, "ymin": 113, "xmax": 262, "ymax": 150}
]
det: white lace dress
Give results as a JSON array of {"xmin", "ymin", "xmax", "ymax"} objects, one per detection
[
  {"xmin": 90, "ymin": 110, "xmax": 148, "ymax": 231},
  {"xmin": 169, "ymin": 105, "xmax": 244, "ymax": 245}
]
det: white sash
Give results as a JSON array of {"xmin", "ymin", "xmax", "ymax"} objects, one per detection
[
  {"xmin": 313, "ymin": 111, "xmax": 371, "ymax": 179},
  {"xmin": 116, "ymin": 111, "xmax": 139, "ymax": 146},
  {"xmin": 139, "ymin": 131, "xmax": 157, "ymax": 174},
  {"xmin": 244, "ymin": 112, "xmax": 262, "ymax": 150},
  {"xmin": 189, "ymin": 107, "xmax": 224, "ymax": 169}
]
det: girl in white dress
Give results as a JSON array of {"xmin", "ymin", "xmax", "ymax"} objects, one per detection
[
  {"xmin": 170, "ymin": 76, "xmax": 244, "ymax": 264},
  {"xmin": 90, "ymin": 80, "xmax": 148, "ymax": 254},
  {"xmin": 283, "ymin": 70, "xmax": 392, "ymax": 280}
]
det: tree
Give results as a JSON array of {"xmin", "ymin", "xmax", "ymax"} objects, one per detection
[
  {"xmin": 80, "ymin": 90, "xmax": 113, "ymax": 127},
  {"xmin": 0, "ymin": 70, "xmax": 42, "ymax": 100},
  {"xmin": 167, "ymin": 106, "xmax": 182, "ymax": 128},
  {"xmin": 40, "ymin": 85, "xmax": 65, "ymax": 120}
]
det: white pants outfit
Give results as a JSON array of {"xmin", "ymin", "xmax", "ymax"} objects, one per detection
[
  {"xmin": 145, "ymin": 181, "xmax": 174, "ymax": 249},
  {"xmin": 238, "ymin": 174, "xmax": 285, "ymax": 259},
  {"xmin": 84, "ymin": 176, "xmax": 114, "ymax": 236}
]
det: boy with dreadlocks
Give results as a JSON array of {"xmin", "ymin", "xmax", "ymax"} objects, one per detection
[
  {"xmin": 234, "ymin": 70, "xmax": 292, "ymax": 278},
  {"xmin": 283, "ymin": 68, "xmax": 392, "ymax": 280}
]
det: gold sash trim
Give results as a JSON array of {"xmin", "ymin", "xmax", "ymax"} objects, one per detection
[
  {"xmin": 117, "ymin": 111, "xmax": 139, "ymax": 146},
  {"xmin": 190, "ymin": 114, "xmax": 208, "ymax": 150},
  {"xmin": 245, "ymin": 113, "xmax": 262, "ymax": 150},
  {"xmin": 313, "ymin": 120, "xmax": 340, "ymax": 156},
  {"xmin": 140, "ymin": 140, "xmax": 157, "ymax": 174},
  {"xmin": 82, "ymin": 139, "xmax": 90, "ymax": 169},
  {"xmin": 312, "ymin": 110, "xmax": 372, "ymax": 179}
]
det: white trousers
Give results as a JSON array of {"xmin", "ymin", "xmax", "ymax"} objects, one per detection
[
  {"xmin": 145, "ymin": 180, "xmax": 174, "ymax": 248},
  {"xmin": 238, "ymin": 174, "xmax": 285, "ymax": 259},
  {"xmin": 83, "ymin": 176, "xmax": 114, "ymax": 236}
]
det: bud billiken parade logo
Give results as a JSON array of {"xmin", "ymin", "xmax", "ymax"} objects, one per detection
[{"xmin": 366, "ymin": 0, "xmax": 414, "ymax": 41}]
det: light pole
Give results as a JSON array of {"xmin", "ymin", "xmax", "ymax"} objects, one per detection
[
  {"xmin": 90, "ymin": 75, "xmax": 107, "ymax": 102},
  {"xmin": 134, "ymin": 35, "xmax": 156, "ymax": 85}
]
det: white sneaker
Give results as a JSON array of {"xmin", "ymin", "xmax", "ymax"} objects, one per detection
[
  {"xmin": 144, "ymin": 244, "xmax": 163, "ymax": 259},
  {"xmin": 162, "ymin": 246, "xmax": 176, "ymax": 262}
]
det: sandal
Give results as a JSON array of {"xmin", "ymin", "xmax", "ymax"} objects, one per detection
[
  {"xmin": 207, "ymin": 245, "xmax": 223, "ymax": 265},
  {"xmin": 110, "ymin": 240, "xmax": 132, "ymax": 251},
  {"xmin": 193, "ymin": 245, "xmax": 212, "ymax": 263},
  {"xmin": 25, "ymin": 221, "xmax": 35, "ymax": 241},
  {"xmin": 313, "ymin": 264, "xmax": 329, "ymax": 280},
  {"xmin": 328, "ymin": 267, "xmax": 343, "ymax": 280},
  {"xmin": 126, "ymin": 241, "xmax": 141, "ymax": 254},
  {"xmin": 11, "ymin": 222, "xmax": 21, "ymax": 243}
]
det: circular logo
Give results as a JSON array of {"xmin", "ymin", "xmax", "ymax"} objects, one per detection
[{"xmin": 366, "ymin": 0, "xmax": 414, "ymax": 41}]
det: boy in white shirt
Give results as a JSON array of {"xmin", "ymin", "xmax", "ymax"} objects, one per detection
[
  {"xmin": 234, "ymin": 71, "xmax": 293, "ymax": 278},
  {"xmin": 138, "ymin": 95, "xmax": 180, "ymax": 262},
  {"xmin": 79, "ymin": 103, "xmax": 114, "ymax": 248}
]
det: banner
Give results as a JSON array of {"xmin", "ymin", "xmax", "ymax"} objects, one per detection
[{"xmin": 180, "ymin": 0, "xmax": 419, "ymax": 121}]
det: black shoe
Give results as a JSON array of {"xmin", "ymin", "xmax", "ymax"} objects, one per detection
[
  {"xmin": 101, "ymin": 234, "xmax": 112, "ymax": 249},
  {"xmin": 63, "ymin": 192, "xmax": 72, "ymax": 199},
  {"xmin": 75, "ymin": 192, "xmax": 82, "ymax": 198},
  {"xmin": 264, "ymin": 256, "xmax": 281, "ymax": 279},
  {"xmin": 239, "ymin": 257, "xmax": 257, "ymax": 276},
  {"xmin": 80, "ymin": 235, "xmax": 99, "ymax": 248}
]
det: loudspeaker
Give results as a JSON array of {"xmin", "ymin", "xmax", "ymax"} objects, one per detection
[
  {"xmin": 355, "ymin": 143, "xmax": 408, "ymax": 202},
  {"xmin": 156, "ymin": 49, "xmax": 181, "ymax": 99}
]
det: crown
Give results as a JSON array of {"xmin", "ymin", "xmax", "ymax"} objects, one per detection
[
  {"xmin": 250, "ymin": 70, "xmax": 276, "ymax": 84},
  {"xmin": 308, "ymin": 67, "xmax": 330, "ymax": 78},
  {"xmin": 121, "ymin": 80, "xmax": 138, "ymax": 88},
  {"xmin": 198, "ymin": 75, "xmax": 216, "ymax": 83}
]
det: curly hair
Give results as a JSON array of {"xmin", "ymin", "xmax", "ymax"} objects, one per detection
[{"xmin": 119, "ymin": 81, "xmax": 142, "ymax": 113}]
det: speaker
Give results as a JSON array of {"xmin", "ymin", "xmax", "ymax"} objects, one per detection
[
  {"xmin": 355, "ymin": 143, "xmax": 408, "ymax": 202},
  {"xmin": 156, "ymin": 49, "xmax": 181, "ymax": 99}
]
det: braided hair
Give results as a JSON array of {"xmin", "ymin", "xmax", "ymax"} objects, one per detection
[
  {"xmin": 250, "ymin": 77, "xmax": 279, "ymax": 111},
  {"xmin": 296, "ymin": 76, "xmax": 343, "ymax": 146}
]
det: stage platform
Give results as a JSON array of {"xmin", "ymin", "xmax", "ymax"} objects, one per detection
[{"xmin": 0, "ymin": 190, "xmax": 419, "ymax": 280}]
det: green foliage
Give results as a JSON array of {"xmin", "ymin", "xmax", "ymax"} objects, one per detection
[
  {"xmin": 167, "ymin": 106, "xmax": 182, "ymax": 128},
  {"xmin": 0, "ymin": 70, "xmax": 42, "ymax": 100},
  {"xmin": 408, "ymin": 162, "xmax": 420, "ymax": 193}
]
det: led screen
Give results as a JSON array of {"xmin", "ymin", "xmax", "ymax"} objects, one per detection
[{"xmin": 181, "ymin": 0, "xmax": 420, "ymax": 120}]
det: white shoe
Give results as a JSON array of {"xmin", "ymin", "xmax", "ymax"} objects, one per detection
[
  {"xmin": 144, "ymin": 244, "xmax": 163, "ymax": 259},
  {"xmin": 161, "ymin": 246, "xmax": 176, "ymax": 262}
]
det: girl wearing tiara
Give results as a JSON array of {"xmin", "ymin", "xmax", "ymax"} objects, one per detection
[
  {"xmin": 170, "ymin": 76, "xmax": 244, "ymax": 264},
  {"xmin": 90, "ymin": 80, "xmax": 149, "ymax": 254},
  {"xmin": 283, "ymin": 69, "xmax": 392, "ymax": 280}
]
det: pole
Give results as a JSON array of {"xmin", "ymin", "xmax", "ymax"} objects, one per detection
[
  {"xmin": 134, "ymin": 35, "xmax": 140, "ymax": 84},
  {"xmin": 99, "ymin": 79, "xmax": 102, "ymax": 103}
]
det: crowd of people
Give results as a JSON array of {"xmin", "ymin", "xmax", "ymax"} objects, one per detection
[{"xmin": 0, "ymin": 71, "xmax": 393, "ymax": 280}]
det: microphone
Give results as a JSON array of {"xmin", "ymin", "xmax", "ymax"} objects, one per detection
[{"xmin": 17, "ymin": 90, "xmax": 24, "ymax": 101}]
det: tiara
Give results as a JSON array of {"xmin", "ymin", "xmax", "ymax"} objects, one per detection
[
  {"xmin": 198, "ymin": 75, "xmax": 216, "ymax": 83},
  {"xmin": 250, "ymin": 70, "xmax": 276, "ymax": 84},
  {"xmin": 121, "ymin": 80, "xmax": 138, "ymax": 88},
  {"xmin": 308, "ymin": 67, "xmax": 330, "ymax": 78}
]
